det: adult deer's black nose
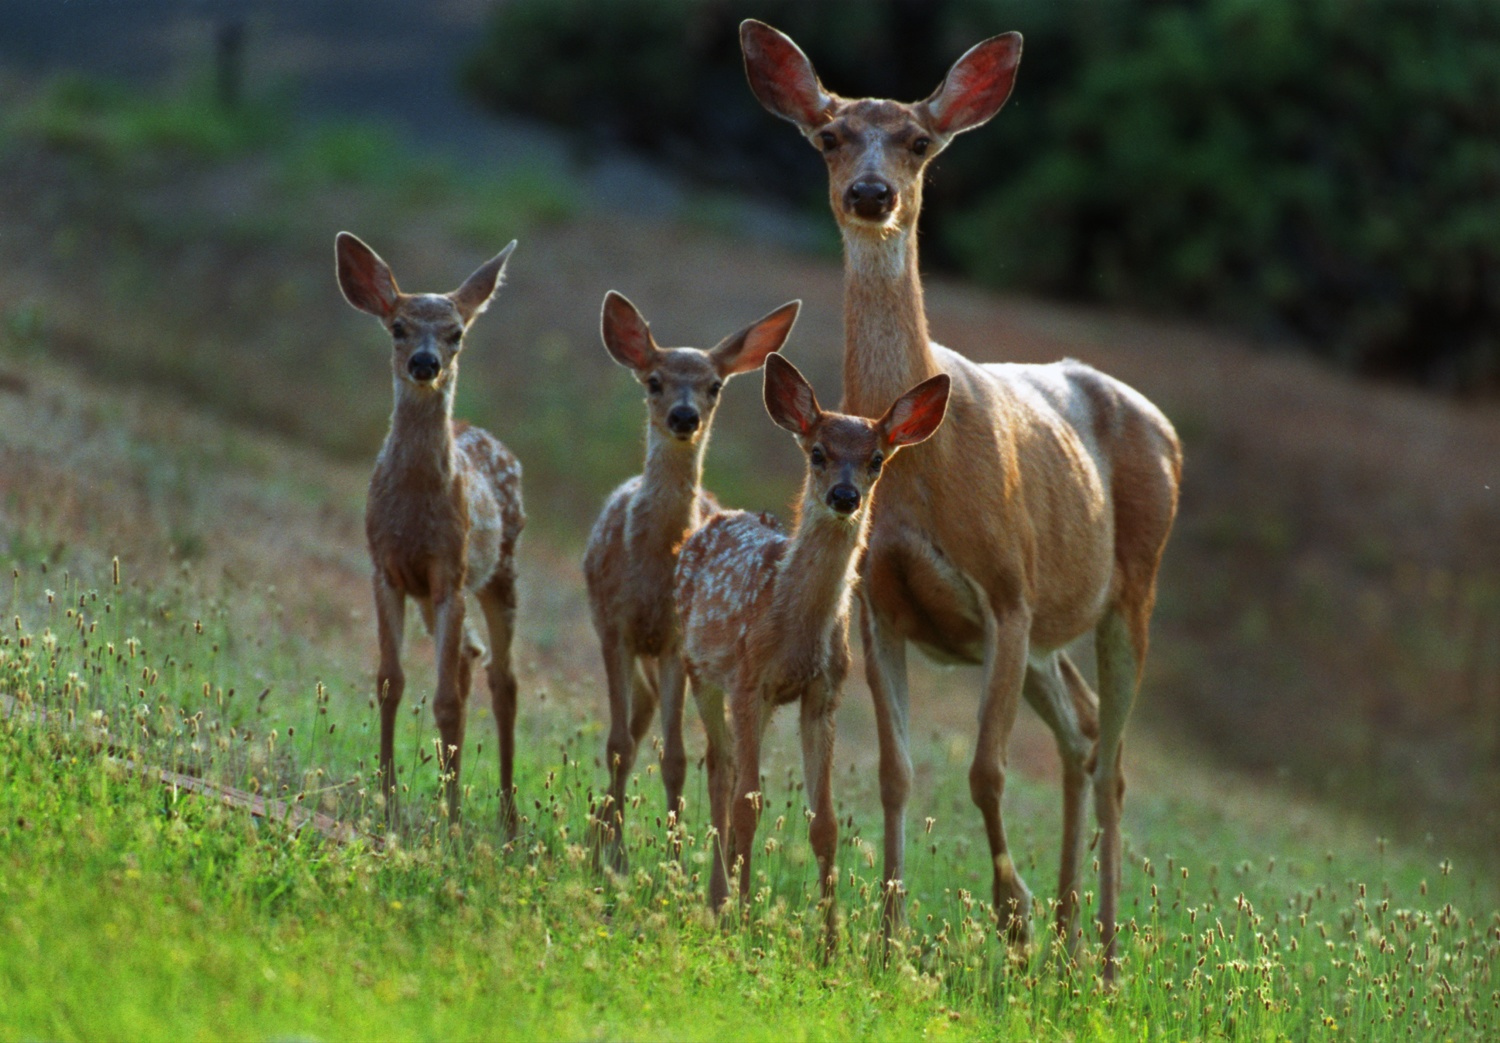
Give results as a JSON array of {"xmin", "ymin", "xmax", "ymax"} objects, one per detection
[
  {"xmin": 845, "ymin": 178, "xmax": 894, "ymax": 220},
  {"xmin": 408, "ymin": 352, "xmax": 441, "ymax": 382},
  {"xmin": 667, "ymin": 406, "xmax": 700, "ymax": 436},
  {"xmin": 827, "ymin": 483, "xmax": 861, "ymax": 515}
]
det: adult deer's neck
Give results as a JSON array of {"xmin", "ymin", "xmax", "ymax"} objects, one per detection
[
  {"xmin": 842, "ymin": 223, "xmax": 939, "ymax": 417},
  {"xmin": 381, "ymin": 373, "xmax": 456, "ymax": 484},
  {"xmin": 633, "ymin": 426, "xmax": 708, "ymax": 550}
]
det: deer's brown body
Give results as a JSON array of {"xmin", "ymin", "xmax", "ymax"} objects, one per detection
[
  {"xmin": 677, "ymin": 354, "xmax": 950, "ymax": 931},
  {"xmin": 742, "ymin": 21, "xmax": 1182, "ymax": 977},
  {"xmin": 583, "ymin": 292, "xmax": 799, "ymax": 868},
  {"xmin": 337, "ymin": 232, "xmax": 525, "ymax": 831}
]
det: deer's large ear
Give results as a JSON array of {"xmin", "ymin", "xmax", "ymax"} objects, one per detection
[
  {"xmin": 710, "ymin": 299, "xmax": 801, "ymax": 377},
  {"xmin": 450, "ymin": 240, "xmax": 516, "ymax": 324},
  {"xmin": 740, "ymin": 20, "xmax": 834, "ymax": 128},
  {"xmin": 763, "ymin": 353, "xmax": 822, "ymax": 437},
  {"xmin": 336, "ymin": 232, "xmax": 401, "ymax": 318},
  {"xmin": 878, "ymin": 373, "xmax": 951, "ymax": 449},
  {"xmin": 600, "ymin": 291, "xmax": 658, "ymax": 371},
  {"xmin": 920, "ymin": 33, "xmax": 1022, "ymax": 137}
]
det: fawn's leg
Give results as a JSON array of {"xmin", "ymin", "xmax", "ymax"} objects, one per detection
[
  {"xmin": 657, "ymin": 649, "xmax": 689, "ymax": 819},
  {"xmin": 1094, "ymin": 607, "xmax": 1139, "ymax": 983},
  {"xmin": 1022, "ymin": 650, "xmax": 1097, "ymax": 957},
  {"xmin": 477, "ymin": 573, "xmax": 519, "ymax": 838},
  {"xmin": 800, "ymin": 692, "xmax": 839, "ymax": 953},
  {"xmin": 373, "ymin": 572, "xmax": 406, "ymax": 827},
  {"xmin": 971, "ymin": 596, "xmax": 1034, "ymax": 948},
  {"xmin": 429, "ymin": 582, "xmax": 470, "ymax": 826},
  {"xmin": 729, "ymin": 688, "xmax": 767, "ymax": 903},
  {"xmin": 861, "ymin": 602, "xmax": 912, "ymax": 935},
  {"xmin": 692, "ymin": 679, "xmax": 734, "ymax": 910},
  {"xmin": 599, "ymin": 632, "xmax": 637, "ymax": 868}
]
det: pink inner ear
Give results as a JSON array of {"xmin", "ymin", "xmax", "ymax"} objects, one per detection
[
  {"xmin": 743, "ymin": 25, "xmax": 827, "ymax": 126},
  {"xmin": 602, "ymin": 298, "xmax": 655, "ymax": 370},
  {"xmin": 339, "ymin": 245, "xmax": 397, "ymax": 317},
  {"xmin": 930, "ymin": 36, "xmax": 1021, "ymax": 134},
  {"xmin": 885, "ymin": 381, "xmax": 950, "ymax": 446}
]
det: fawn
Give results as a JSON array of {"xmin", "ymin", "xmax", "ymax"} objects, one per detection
[
  {"xmin": 584, "ymin": 291, "xmax": 800, "ymax": 868},
  {"xmin": 741, "ymin": 21, "xmax": 1182, "ymax": 977},
  {"xmin": 335, "ymin": 231, "xmax": 525, "ymax": 831},
  {"xmin": 675, "ymin": 353, "xmax": 949, "ymax": 927}
]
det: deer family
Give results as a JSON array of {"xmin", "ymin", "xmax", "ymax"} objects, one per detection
[
  {"xmin": 676, "ymin": 353, "xmax": 950, "ymax": 929},
  {"xmin": 584, "ymin": 291, "xmax": 800, "ymax": 868},
  {"xmin": 741, "ymin": 21, "xmax": 1183, "ymax": 977},
  {"xmin": 336, "ymin": 231, "xmax": 526, "ymax": 831}
]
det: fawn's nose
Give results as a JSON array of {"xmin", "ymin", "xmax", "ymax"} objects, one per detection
[
  {"xmin": 826, "ymin": 483, "xmax": 861, "ymax": 516},
  {"xmin": 408, "ymin": 352, "xmax": 441, "ymax": 383},
  {"xmin": 666, "ymin": 406, "xmax": 700, "ymax": 437},
  {"xmin": 845, "ymin": 178, "xmax": 895, "ymax": 220}
]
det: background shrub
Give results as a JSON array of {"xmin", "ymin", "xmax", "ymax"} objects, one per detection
[{"xmin": 464, "ymin": 0, "xmax": 1500, "ymax": 392}]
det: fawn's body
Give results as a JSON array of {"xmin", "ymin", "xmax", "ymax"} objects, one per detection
[
  {"xmin": 337, "ymin": 232, "xmax": 525, "ymax": 830},
  {"xmin": 742, "ymin": 21, "xmax": 1182, "ymax": 976},
  {"xmin": 584, "ymin": 292, "xmax": 799, "ymax": 867},
  {"xmin": 677, "ymin": 354, "xmax": 950, "ymax": 923}
]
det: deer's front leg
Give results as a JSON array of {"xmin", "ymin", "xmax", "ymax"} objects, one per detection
[
  {"xmin": 800, "ymin": 691, "xmax": 839, "ymax": 953},
  {"xmin": 692, "ymin": 679, "xmax": 734, "ymax": 911},
  {"xmin": 658, "ymin": 649, "xmax": 689, "ymax": 820},
  {"xmin": 429, "ymin": 581, "xmax": 470, "ymax": 826},
  {"xmin": 373, "ymin": 571, "xmax": 407, "ymax": 827},
  {"xmin": 729, "ymin": 688, "xmax": 766, "ymax": 904},
  {"xmin": 861, "ymin": 601, "xmax": 912, "ymax": 935}
]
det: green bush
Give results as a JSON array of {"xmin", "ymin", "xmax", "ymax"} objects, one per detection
[{"xmin": 464, "ymin": 0, "xmax": 1500, "ymax": 391}]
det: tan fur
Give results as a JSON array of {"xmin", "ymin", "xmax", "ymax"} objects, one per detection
[
  {"xmin": 741, "ymin": 21, "xmax": 1183, "ymax": 977},
  {"xmin": 676, "ymin": 356, "xmax": 948, "ymax": 945},
  {"xmin": 583, "ymin": 292, "xmax": 799, "ymax": 870},
  {"xmin": 336, "ymin": 232, "xmax": 525, "ymax": 832}
]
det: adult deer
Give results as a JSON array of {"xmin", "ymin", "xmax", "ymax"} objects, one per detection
[
  {"xmin": 676, "ymin": 354, "xmax": 949, "ymax": 934},
  {"xmin": 741, "ymin": 21, "xmax": 1182, "ymax": 977},
  {"xmin": 336, "ymin": 232, "xmax": 525, "ymax": 832},
  {"xmin": 584, "ymin": 291, "xmax": 799, "ymax": 870}
]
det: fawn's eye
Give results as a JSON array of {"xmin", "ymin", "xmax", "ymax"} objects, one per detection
[
  {"xmin": 869, "ymin": 452, "xmax": 884, "ymax": 474},
  {"xmin": 391, "ymin": 320, "xmax": 408, "ymax": 338},
  {"xmin": 911, "ymin": 137, "xmax": 931, "ymax": 157},
  {"xmin": 818, "ymin": 131, "xmax": 838, "ymax": 152},
  {"xmin": 708, "ymin": 380, "xmax": 723, "ymax": 398},
  {"xmin": 646, "ymin": 376, "xmax": 663, "ymax": 394},
  {"xmin": 446, "ymin": 329, "xmax": 463, "ymax": 346},
  {"xmin": 810, "ymin": 447, "xmax": 826, "ymax": 467}
]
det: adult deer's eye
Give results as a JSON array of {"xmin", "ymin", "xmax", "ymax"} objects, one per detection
[
  {"xmin": 869, "ymin": 452, "xmax": 884, "ymax": 474},
  {"xmin": 818, "ymin": 131, "xmax": 838, "ymax": 152},
  {"xmin": 708, "ymin": 380, "xmax": 723, "ymax": 398},
  {"xmin": 810, "ymin": 447, "xmax": 826, "ymax": 467},
  {"xmin": 911, "ymin": 137, "xmax": 931, "ymax": 157},
  {"xmin": 646, "ymin": 376, "xmax": 663, "ymax": 394}
]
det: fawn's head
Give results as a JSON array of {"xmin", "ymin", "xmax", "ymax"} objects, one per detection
[
  {"xmin": 601, "ymin": 291, "xmax": 800, "ymax": 444},
  {"xmin": 336, "ymin": 231, "xmax": 516, "ymax": 393},
  {"xmin": 763, "ymin": 354, "xmax": 950, "ymax": 520},
  {"xmin": 741, "ymin": 20, "xmax": 1021, "ymax": 235}
]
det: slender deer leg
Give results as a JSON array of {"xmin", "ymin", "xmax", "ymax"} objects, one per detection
[
  {"xmin": 628, "ymin": 657, "xmax": 661, "ymax": 755},
  {"xmin": 1094, "ymin": 607, "xmax": 1138, "ymax": 982},
  {"xmin": 861, "ymin": 601, "xmax": 913, "ymax": 935},
  {"xmin": 801, "ymin": 692, "xmax": 839, "ymax": 954},
  {"xmin": 730, "ymin": 689, "xmax": 767, "ymax": 902},
  {"xmin": 429, "ymin": 587, "xmax": 470, "ymax": 826},
  {"xmin": 1022, "ymin": 651, "xmax": 1096, "ymax": 957},
  {"xmin": 477, "ymin": 574, "xmax": 519, "ymax": 838},
  {"xmin": 658, "ymin": 649, "xmax": 689, "ymax": 819},
  {"xmin": 971, "ymin": 601, "xmax": 1034, "ymax": 947},
  {"xmin": 373, "ymin": 572, "xmax": 407, "ymax": 827},
  {"xmin": 693, "ymin": 680, "xmax": 734, "ymax": 910},
  {"xmin": 600, "ymin": 633, "xmax": 637, "ymax": 869}
]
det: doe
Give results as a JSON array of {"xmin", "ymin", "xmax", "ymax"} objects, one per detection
[
  {"xmin": 584, "ymin": 291, "xmax": 799, "ymax": 869},
  {"xmin": 675, "ymin": 353, "xmax": 949, "ymax": 928},
  {"xmin": 336, "ymin": 231, "xmax": 525, "ymax": 831}
]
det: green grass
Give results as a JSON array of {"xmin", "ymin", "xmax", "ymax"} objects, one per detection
[{"xmin": 2, "ymin": 559, "xmax": 1495, "ymax": 1040}]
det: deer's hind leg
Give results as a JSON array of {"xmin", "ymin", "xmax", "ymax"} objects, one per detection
[{"xmin": 477, "ymin": 567, "xmax": 519, "ymax": 838}]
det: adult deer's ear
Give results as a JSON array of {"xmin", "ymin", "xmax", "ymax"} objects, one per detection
[
  {"xmin": 763, "ymin": 353, "xmax": 822, "ymax": 437},
  {"xmin": 710, "ymin": 299, "xmax": 801, "ymax": 377},
  {"xmin": 920, "ymin": 33, "xmax": 1023, "ymax": 137},
  {"xmin": 450, "ymin": 240, "xmax": 516, "ymax": 324},
  {"xmin": 336, "ymin": 232, "xmax": 401, "ymax": 318},
  {"xmin": 740, "ymin": 20, "xmax": 834, "ymax": 129},
  {"xmin": 600, "ymin": 291, "xmax": 658, "ymax": 372},
  {"xmin": 878, "ymin": 373, "xmax": 951, "ymax": 449}
]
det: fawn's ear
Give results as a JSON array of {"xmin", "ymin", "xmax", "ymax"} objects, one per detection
[
  {"xmin": 600, "ymin": 291, "xmax": 658, "ymax": 371},
  {"xmin": 336, "ymin": 232, "xmax": 401, "ymax": 318},
  {"xmin": 920, "ymin": 33, "xmax": 1022, "ymax": 137},
  {"xmin": 710, "ymin": 299, "xmax": 801, "ymax": 377},
  {"xmin": 763, "ymin": 353, "xmax": 822, "ymax": 438},
  {"xmin": 740, "ymin": 20, "xmax": 834, "ymax": 129},
  {"xmin": 450, "ymin": 240, "xmax": 516, "ymax": 324},
  {"xmin": 878, "ymin": 373, "xmax": 951, "ymax": 449}
]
